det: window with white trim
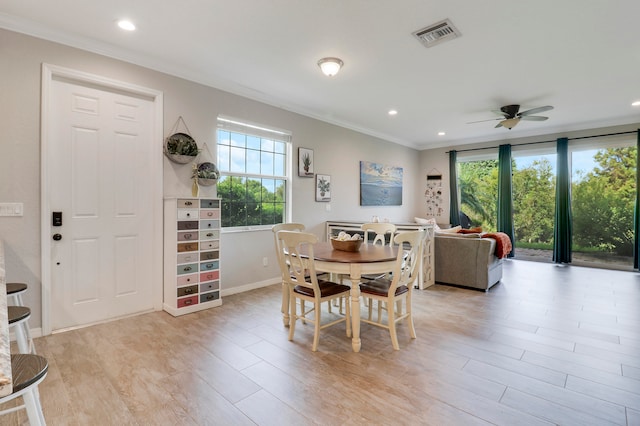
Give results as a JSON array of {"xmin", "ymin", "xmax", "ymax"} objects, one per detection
[{"xmin": 216, "ymin": 116, "xmax": 291, "ymax": 228}]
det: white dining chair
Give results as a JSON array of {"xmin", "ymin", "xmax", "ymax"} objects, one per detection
[
  {"xmin": 359, "ymin": 230, "xmax": 424, "ymax": 350},
  {"xmin": 277, "ymin": 230, "xmax": 351, "ymax": 351}
]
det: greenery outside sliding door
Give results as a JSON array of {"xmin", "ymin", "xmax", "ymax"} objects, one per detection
[
  {"xmin": 571, "ymin": 145, "xmax": 636, "ymax": 269},
  {"xmin": 512, "ymin": 152, "xmax": 556, "ymax": 259},
  {"xmin": 456, "ymin": 136, "xmax": 636, "ymax": 270},
  {"xmin": 458, "ymin": 157, "xmax": 498, "ymax": 232}
]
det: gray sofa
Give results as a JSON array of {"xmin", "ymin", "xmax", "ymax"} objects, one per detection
[{"xmin": 434, "ymin": 233, "xmax": 503, "ymax": 291}]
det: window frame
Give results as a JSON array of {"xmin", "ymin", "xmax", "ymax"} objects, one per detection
[{"xmin": 216, "ymin": 115, "xmax": 292, "ymax": 232}]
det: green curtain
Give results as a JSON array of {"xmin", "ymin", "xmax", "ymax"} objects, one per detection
[
  {"xmin": 497, "ymin": 144, "xmax": 515, "ymax": 257},
  {"xmin": 553, "ymin": 137, "xmax": 572, "ymax": 263},
  {"xmin": 634, "ymin": 130, "xmax": 640, "ymax": 269},
  {"xmin": 449, "ymin": 150, "xmax": 460, "ymax": 226}
]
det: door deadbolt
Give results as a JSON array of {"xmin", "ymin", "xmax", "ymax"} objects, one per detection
[{"xmin": 53, "ymin": 233, "xmax": 62, "ymax": 241}]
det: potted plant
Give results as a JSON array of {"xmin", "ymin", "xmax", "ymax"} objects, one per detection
[{"xmin": 165, "ymin": 132, "xmax": 199, "ymax": 164}]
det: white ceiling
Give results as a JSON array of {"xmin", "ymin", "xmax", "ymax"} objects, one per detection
[{"xmin": 2, "ymin": 1, "xmax": 640, "ymax": 150}]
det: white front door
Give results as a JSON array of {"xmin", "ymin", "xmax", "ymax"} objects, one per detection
[{"xmin": 43, "ymin": 66, "xmax": 162, "ymax": 332}]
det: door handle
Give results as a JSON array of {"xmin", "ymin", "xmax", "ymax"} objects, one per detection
[{"xmin": 53, "ymin": 233, "xmax": 62, "ymax": 241}]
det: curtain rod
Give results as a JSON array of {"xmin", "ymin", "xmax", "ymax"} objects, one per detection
[{"xmin": 445, "ymin": 130, "xmax": 638, "ymax": 154}]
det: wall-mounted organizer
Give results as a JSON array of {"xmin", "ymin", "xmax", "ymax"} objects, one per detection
[
  {"xmin": 163, "ymin": 197, "xmax": 222, "ymax": 316},
  {"xmin": 424, "ymin": 169, "xmax": 444, "ymax": 218}
]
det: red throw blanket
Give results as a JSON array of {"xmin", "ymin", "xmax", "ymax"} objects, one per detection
[{"xmin": 482, "ymin": 232, "xmax": 512, "ymax": 259}]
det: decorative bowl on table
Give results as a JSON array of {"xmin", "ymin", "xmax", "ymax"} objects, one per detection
[{"xmin": 330, "ymin": 236, "xmax": 363, "ymax": 252}]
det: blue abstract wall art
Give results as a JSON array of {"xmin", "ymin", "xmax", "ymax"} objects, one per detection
[{"xmin": 360, "ymin": 161, "xmax": 403, "ymax": 206}]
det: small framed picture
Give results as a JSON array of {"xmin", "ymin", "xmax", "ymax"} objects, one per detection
[
  {"xmin": 316, "ymin": 174, "xmax": 331, "ymax": 202},
  {"xmin": 298, "ymin": 147, "xmax": 314, "ymax": 177}
]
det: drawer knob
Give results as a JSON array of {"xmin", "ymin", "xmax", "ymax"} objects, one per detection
[
  {"xmin": 185, "ymin": 299, "xmax": 192, "ymax": 305},
  {"xmin": 185, "ymin": 201, "xmax": 192, "ymax": 206},
  {"xmin": 185, "ymin": 288, "xmax": 193, "ymax": 294},
  {"xmin": 207, "ymin": 212, "xmax": 213, "ymax": 216},
  {"xmin": 184, "ymin": 267, "xmax": 191, "ymax": 271},
  {"xmin": 206, "ymin": 233, "xmax": 213, "ymax": 237}
]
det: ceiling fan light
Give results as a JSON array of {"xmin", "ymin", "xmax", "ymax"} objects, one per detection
[
  {"xmin": 318, "ymin": 57, "xmax": 343, "ymax": 77},
  {"xmin": 501, "ymin": 117, "xmax": 520, "ymax": 129}
]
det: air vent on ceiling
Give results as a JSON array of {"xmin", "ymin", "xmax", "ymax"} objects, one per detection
[{"xmin": 413, "ymin": 19, "xmax": 461, "ymax": 48}]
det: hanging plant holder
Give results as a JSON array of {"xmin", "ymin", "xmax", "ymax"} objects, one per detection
[
  {"xmin": 197, "ymin": 162, "xmax": 220, "ymax": 186},
  {"xmin": 192, "ymin": 143, "xmax": 219, "ymax": 186},
  {"xmin": 165, "ymin": 116, "xmax": 199, "ymax": 164}
]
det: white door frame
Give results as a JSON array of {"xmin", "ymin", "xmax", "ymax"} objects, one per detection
[{"xmin": 41, "ymin": 63, "xmax": 164, "ymax": 335}]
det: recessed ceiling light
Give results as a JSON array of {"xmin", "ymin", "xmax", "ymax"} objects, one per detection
[
  {"xmin": 388, "ymin": 110, "xmax": 398, "ymax": 116},
  {"xmin": 117, "ymin": 20, "xmax": 136, "ymax": 31},
  {"xmin": 438, "ymin": 131, "xmax": 446, "ymax": 136},
  {"xmin": 632, "ymin": 101, "xmax": 640, "ymax": 107}
]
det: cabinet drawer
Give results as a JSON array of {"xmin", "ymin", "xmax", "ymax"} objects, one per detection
[
  {"xmin": 200, "ymin": 209, "xmax": 220, "ymax": 219},
  {"xmin": 177, "ymin": 252, "xmax": 198, "ymax": 264},
  {"xmin": 200, "ymin": 219, "xmax": 219, "ymax": 229},
  {"xmin": 177, "ymin": 242, "xmax": 198, "ymax": 252},
  {"xmin": 177, "ymin": 199, "xmax": 197, "ymax": 208},
  {"xmin": 177, "ymin": 263, "xmax": 198, "ymax": 275},
  {"xmin": 177, "ymin": 209, "xmax": 198, "ymax": 220},
  {"xmin": 199, "ymin": 230, "xmax": 219, "ymax": 240},
  {"xmin": 177, "ymin": 284, "xmax": 198, "ymax": 297},
  {"xmin": 200, "ymin": 291, "xmax": 220, "ymax": 303},
  {"xmin": 178, "ymin": 231, "xmax": 197, "ymax": 241},
  {"xmin": 200, "ymin": 281, "xmax": 219, "ymax": 293},
  {"xmin": 177, "ymin": 220, "xmax": 198, "ymax": 230},
  {"xmin": 200, "ymin": 251, "xmax": 219, "ymax": 261},
  {"xmin": 200, "ymin": 261, "xmax": 219, "ymax": 271},
  {"xmin": 200, "ymin": 199, "xmax": 220, "ymax": 209},
  {"xmin": 200, "ymin": 270, "xmax": 219, "ymax": 282},
  {"xmin": 201, "ymin": 241, "xmax": 219, "ymax": 251},
  {"xmin": 177, "ymin": 295, "xmax": 198, "ymax": 308},
  {"xmin": 177, "ymin": 274, "xmax": 198, "ymax": 286}
]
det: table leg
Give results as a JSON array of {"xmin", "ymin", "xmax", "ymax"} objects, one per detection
[{"xmin": 349, "ymin": 275, "xmax": 361, "ymax": 352}]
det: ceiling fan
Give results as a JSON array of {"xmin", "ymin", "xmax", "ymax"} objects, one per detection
[{"xmin": 468, "ymin": 104, "xmax": 554, "ymax": 129}]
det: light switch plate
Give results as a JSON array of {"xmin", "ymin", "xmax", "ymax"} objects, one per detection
[{"xmin": 0, "ymin": 203, "xmax": 23, "ymax": 217}]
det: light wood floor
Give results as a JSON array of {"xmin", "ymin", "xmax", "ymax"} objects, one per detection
[{"xmin": 3, "ymin": 260, "xmax": 640, "ymax": 425}]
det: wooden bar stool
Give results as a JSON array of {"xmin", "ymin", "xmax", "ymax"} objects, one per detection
[
  {"xmin": 8, "ymin": 306, "xmax": 35, "ymax": 354},
  {"xmin": 0, "ymin": 354, "xmax": 48, "ymax": 426},
  {"xmin": 6, "ymin": 283, "xmax": 27, "ymax": 306}
]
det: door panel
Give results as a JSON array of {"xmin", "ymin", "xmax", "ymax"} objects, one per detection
[{"xmin": 49, "ymin": 77, "xmax": 157, "ymax": 331}]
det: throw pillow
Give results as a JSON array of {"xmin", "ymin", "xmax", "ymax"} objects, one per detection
[
  {"xmin": 436, "ymin": 225, "xmax": 462, "ymax": 234},
  {"xmin": 415, "ymin": 217, "xmax": 441, "ymax": 231},
  {"xmin": 458, "ymin": 226, "xmax": 483, "ymax": 234}
]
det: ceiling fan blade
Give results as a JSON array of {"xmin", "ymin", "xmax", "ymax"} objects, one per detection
[
  {"xmin": 467, "ymin": 118, "xmax": 502, "ymax": 124},
  {"xmin": 520, "ymin": 115, "xmax": 548, "ymax": 121},
  {"xmin": 519, "ymin": 105, "xmax": 553, "ymax": 117},
  {"xmin": 494, "ymin": 122, "xmax": 503, "ymax": 128}
]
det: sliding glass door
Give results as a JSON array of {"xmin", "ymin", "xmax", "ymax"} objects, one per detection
[
  {"xmin": 571, "ymin": 144, "xmax": 636, "ymax": 270},
  {"xmin": 512, "ymin": 152, "xmax": 556, "ymax": 261},
  {"xmin": 458, "ymin": 157, "xmax": 498, "ymax": 232}
]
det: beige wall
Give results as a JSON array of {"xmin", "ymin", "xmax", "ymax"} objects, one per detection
[{"xmin": 0, "ymin": 29, "xmax": 426, "ymax": 332}]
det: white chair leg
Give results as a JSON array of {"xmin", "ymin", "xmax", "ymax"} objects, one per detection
[
  {"xmin": 288, "ymin": 295, "xmax": 296, "ymax": 342},
  {"xmin": 14, "ymin": 322, "xmax": 29, "ymax": 354},
  {"xmin": 312, "ymin": 301, "xmax": 321, "ymax": 352},
  {"xmin": 23, "ymin": 388, "xmax": 46, "ymax": 426},
  {"xmin": 388, "ymin": 305, "xmax": 400, "ymax": 350}
]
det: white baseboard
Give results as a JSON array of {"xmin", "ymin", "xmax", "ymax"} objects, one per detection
[{"xmin": 221, "ymin": 277, "xmax": 281, "ymax": 297}]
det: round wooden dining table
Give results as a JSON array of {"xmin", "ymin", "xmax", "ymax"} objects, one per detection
[{"xmin": 296, "ymin": 241, "xmax": 398, "ymax": 352}]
